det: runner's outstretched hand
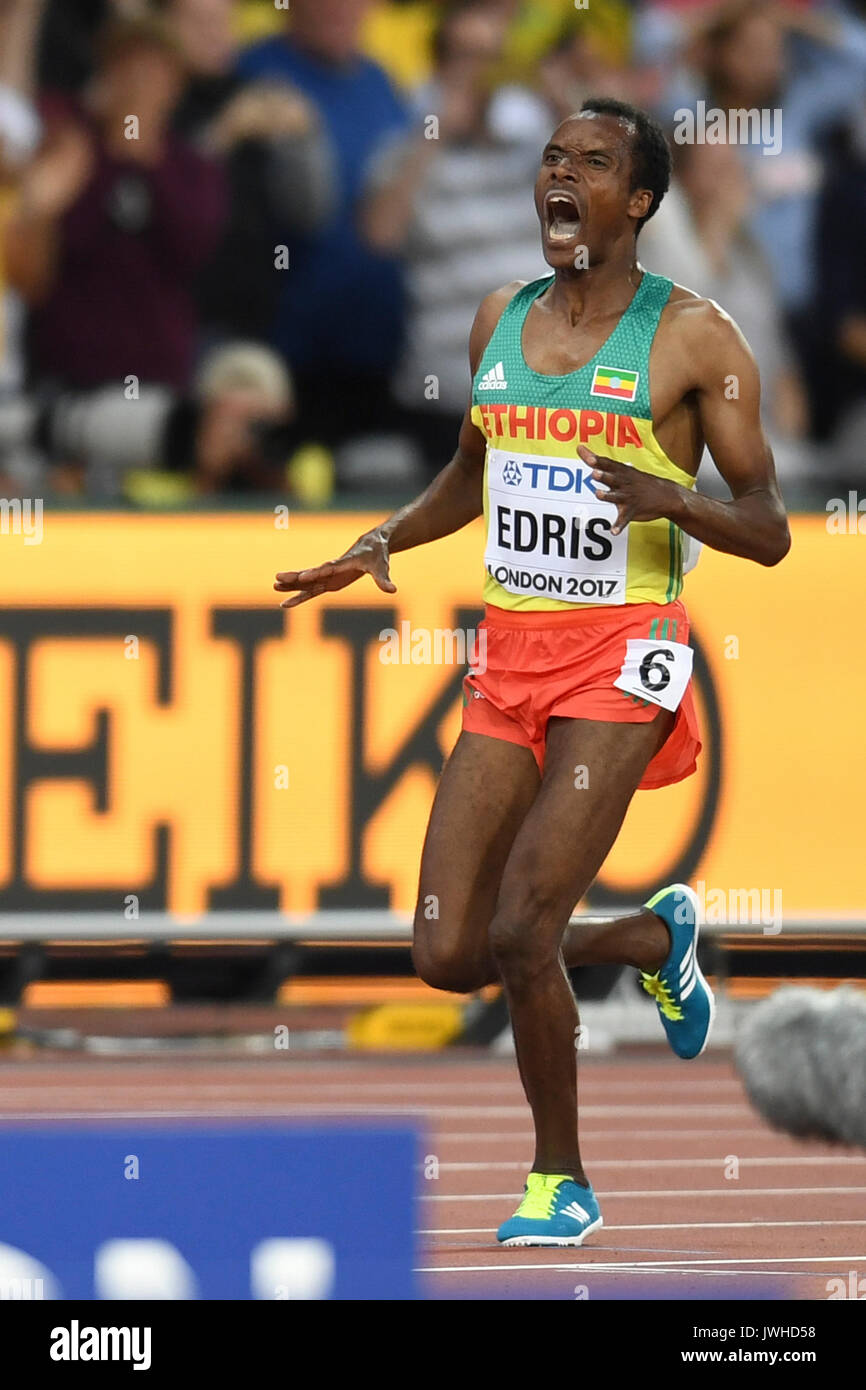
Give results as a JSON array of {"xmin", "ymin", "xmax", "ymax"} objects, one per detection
[{"xmin": 274, "ymin": 530, "xmax": 396, "ymax": 609}]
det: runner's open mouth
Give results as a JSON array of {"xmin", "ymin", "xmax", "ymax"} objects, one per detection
[{"xmin": 545, "ymin": 191, "xmax": 582, "ymax": 242}]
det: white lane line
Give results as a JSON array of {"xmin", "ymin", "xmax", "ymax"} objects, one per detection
[
  {"xmin": 0, "ymin": 1077, "xmax": 741, "ymax": 1095},
  {"xmin": 427, "ymin": 1156, "xmax": 866, "ymax": 1172},
  {"xmin": 0, "ymin": 1103, "xmax": 752, "ymax": 1119},
  {"xmin": 417, "ymin": 1254, "xmax": 866, "ymax": 1274},
  {"xmin": 427, "ymin": 1129, "xmax": 801, "ymax": 1143},
  {"xmin": 625, "ymin": 1269, "xmax": 825, "ymax": 1279},
  {"xmin": 0, "ymin": 1115, "xmax": 762, "ymax": 1136},
  {"xmin": 420, "ymin": 1267, "xmax": 828, "ymax": 1281},
  {"xmin": 422, "ymin": 1185, "xmax": 866, "ymax": 1201},
  {"xmin": 431, "ymin": 1130, "xmax": 823, "ymax": 1144},
  {"xmin": 547, "ymin": 1254, "xmax": 866, "ymax": 1269},
  {"xmin": 0, "ymin": 1079, "xmax": 742, "ymax": 1099},
  {"xmin": 420, "ymin": 1219, "xmax": 866, "ymax": 1236}
]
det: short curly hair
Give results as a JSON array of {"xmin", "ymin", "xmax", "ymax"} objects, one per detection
[{"xmin": 577, "ymin": 97, "xmax": 672, "ymax": 233}]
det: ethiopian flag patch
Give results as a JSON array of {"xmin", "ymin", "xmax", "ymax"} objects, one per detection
[{"xmin": 590, "ymin": 365, "xmax": 639, "ymax": 402}]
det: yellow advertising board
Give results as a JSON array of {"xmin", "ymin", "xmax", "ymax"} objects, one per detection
[{"xmin": 0, "ymin": 512, "xmax": 862, "ymax": 919}]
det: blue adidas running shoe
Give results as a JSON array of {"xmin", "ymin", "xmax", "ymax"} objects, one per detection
[
  {"xmin": 640, "ymin": 883, "xmax": 715, "ymax": 1059},
  {"xmin": 497, "ymin": 1173, "xmax": 603, "ymax": 1247}
]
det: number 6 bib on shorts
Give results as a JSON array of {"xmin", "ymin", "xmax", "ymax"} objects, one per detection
[{"xmin": 614, "ymin": 637, "xmax": 694, "ymax": 712}]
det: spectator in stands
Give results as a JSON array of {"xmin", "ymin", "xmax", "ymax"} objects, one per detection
[
  {"xmin": 363, "ymin": 0, "xmax": 634, "ymax": 99},
  {"xmin": 361, "ymin": 0, "xmax": 437, "ymax": 91},
  {"xmin": 159, "ymin": 0, "xmax": 337, "ymax": 342},
  {"xmin": 236, "ymin": 0, "xmax": 411, "ymax": 450},
  {"xmin": 813, "ymin": 100, "xmax": 866, "ymax": 465},
  {"xmin": 639, "ymin": 138, "xmax": 810, "ymax": 481},
  {"xmin": 36, "ymin": 0, "xmax": 115, "ymax": 95},
  {"xmin": 182, "ymin": 340, "xmax": 296, "ymax": 495},
  {"xmin": 360, "ymin": 0, "xmax": 550, "ymax": 472},
  {"xmin": 8, "ymin": 13, "xmax": 226, "ymax": 394},
  {"xmin": 0, "ymin": 340, "xmax": 310, "ymax": 499},
  {"xmin": 0, "ymin": 0, "xmax": 45, "ymax": 405},
  {"xmin": 0, "ymin": 0, "xmax": 46, "ymax": 495},
  {"xmin": 538, "ymin": 31, "xmax": 634, "ymax": 123},
  {"xmin": 654, "ymin": 0, "xmax": 866, "ymax": 437},
  {"xmin": 0, "ymin": 0, "xmax": 44, "ymax": 173}
]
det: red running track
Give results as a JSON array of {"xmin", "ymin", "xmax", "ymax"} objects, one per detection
[{"xmin": 0, "ymin": 1048, "xmax": 863, "ymax": 1300}]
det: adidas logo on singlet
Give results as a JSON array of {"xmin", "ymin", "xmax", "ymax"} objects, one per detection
[{"xmin": 478, "ymin": 361, "xmax": 508, "ymax": 391}]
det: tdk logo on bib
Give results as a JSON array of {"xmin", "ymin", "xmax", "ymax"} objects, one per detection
[{"xmin": 501, "ymin": 458, "xmax": 599, "ymax": 496}]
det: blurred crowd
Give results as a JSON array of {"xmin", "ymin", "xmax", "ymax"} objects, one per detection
[{"xmin": 0, "ymin": 0, "xmax": 865, "ymax": 504}]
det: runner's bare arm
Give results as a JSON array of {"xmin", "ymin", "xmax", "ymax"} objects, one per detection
[
  {"xmin": 274, "ymin": 283, "xmax": 523, "ymax": 607},
  {"xmin": 578, "ymin": 304, "xmax": 790, "ymax": 566}
]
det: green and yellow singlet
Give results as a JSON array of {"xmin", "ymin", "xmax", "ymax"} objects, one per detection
[{"xmin": 470, "ymin": 270, "xmax": 695, "ymax": 610}]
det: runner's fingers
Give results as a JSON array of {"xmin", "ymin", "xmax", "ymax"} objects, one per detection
[
  {"xmin": 591, "ymin": 467, "xmax": 628, "ymax": 498},
  {"xmin": 369, "ymin": 552, "xmax": 396, "ymax": 593},
  {"xmin": 273, "ymin": 564, "xmax": 333, "ymax": 589},
  {"xmin": 611, "ymin": 502, "xmax": 636, "ymax": 536},
  {"xmin": 596, "ymin": 480, "xmax": 628, "ymax": 503},
  {"xmin": 590, "ymin": 457, "xmax": 625, "ymax": 477},
  {"xmin": 279, "ymin": 584, "xmax": 327, "ymax": 609},
  {"xmin": 275, "ymin": 558, "xmax": 350, "ymax": 590}
]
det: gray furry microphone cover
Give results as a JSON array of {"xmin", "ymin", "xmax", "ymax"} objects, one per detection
[{"xmin": 735, "ymin": 987, "xmax": 866, "ymax": 1150}]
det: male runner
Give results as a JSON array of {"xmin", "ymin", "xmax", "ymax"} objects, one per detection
[{"xmin": 275, "ymin": 98, "xmax": 790, "ymax": 1247}]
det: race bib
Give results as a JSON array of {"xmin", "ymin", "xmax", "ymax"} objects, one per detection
[
  {"xmin": 614, "ymin": 638, "xmax": 693, "ymax": 712},
  {"xmin": 484, "ymin": 448, "xmax": 628, "ymax": 604}
]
